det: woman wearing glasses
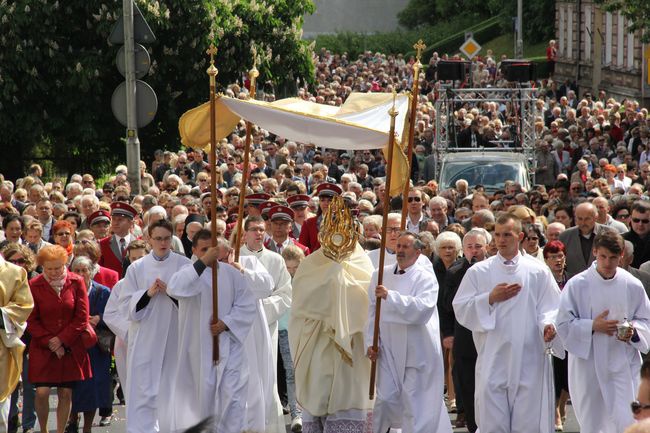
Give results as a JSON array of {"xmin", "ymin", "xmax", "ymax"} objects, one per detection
[{"xmin": 51, "ymin": 221, "xmax": 76, "ymax": 267}]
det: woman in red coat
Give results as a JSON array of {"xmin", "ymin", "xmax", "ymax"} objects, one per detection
[{"xmin": 27, "ymin": 245, "xmax": 91, "ymax": 433}]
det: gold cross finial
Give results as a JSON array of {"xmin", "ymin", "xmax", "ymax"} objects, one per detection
[
  {"xmin": 206, "ymin": 44, "xmax": 218, "ymax": 65},
  {"xmin": 413, "ymin": 39, "xmax": 426, "ymax": 63}
]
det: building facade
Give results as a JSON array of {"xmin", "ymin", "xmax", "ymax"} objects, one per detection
[{"xmin": 554, "ymin": 0, "xmax": 649, "ymax": 107}]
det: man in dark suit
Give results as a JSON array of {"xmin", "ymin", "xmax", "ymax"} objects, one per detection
[
  {"xmin": 623, "ymin": 201, "xmax": 650, "ymax": 268},
  {"xmin": 440, "ymin": 228, "xmax": 489, "ymax": 432},
  {"xmin": 559, "ymin": 202, "xmax": 609, "ymax": 279},
  {"xmin": 98, "ymin": 202, "xmax": 138, "ymax": 276}
]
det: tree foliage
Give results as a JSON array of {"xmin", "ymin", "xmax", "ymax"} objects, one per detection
[
  {"xmin": 594, "ymin": 0, "xmax": 650, "ymax": 42},
  {"xmin": 397, "ymin": 0, "xmax": 555, "ymax": 44},
  {"xmin": 0, "ymin": 0, "xmax": 315, "ymax": 181}
]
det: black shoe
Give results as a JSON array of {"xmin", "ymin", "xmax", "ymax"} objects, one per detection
[{"xmin": 64, "ymin": 423, "xmax": 78, "ymax": 433}]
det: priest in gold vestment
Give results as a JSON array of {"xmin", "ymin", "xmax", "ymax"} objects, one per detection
[
  {"xmin": 289, "ymin": 197, "xmax": 374, "ymax": 433},
  {"xmin": 0, "ymin": 255, "xmax": 34, "ymax": 432}
]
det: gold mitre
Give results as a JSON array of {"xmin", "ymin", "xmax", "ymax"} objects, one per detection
[{"xmin": 318, "ymin": 195, "xmax": 358, "ymax": 262}]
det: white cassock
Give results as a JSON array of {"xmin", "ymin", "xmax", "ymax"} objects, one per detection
[
  {"xmin": 239, "ymin": 245, "xmax": 291, "ymax": 433},
  {"xmin": 453, "ymin": 252, "xmax": 562, "ymax": 433},
  {"xmin": 238, "ymin": 256, "xmax": 276, "ymax": 433},
  {"xmin": 119, "ymin": 252, "xmax": 191, "ymax": 433},
  {"xmin": 556, "ymin": 263, "xmax": 650, "ymax": 433},
  {"xmin": 103, "ymin": 279, "xmax": 129, "ymax": 402},
  {"xmin": 167, "ymin": 260, "xmax": 257, "ymax": 433},
  {"xmin": 365, "ymin": 261, "xmax": 452, "ymax": 433}
]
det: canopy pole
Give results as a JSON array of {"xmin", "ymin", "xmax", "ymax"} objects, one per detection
[
  {"xmin": 234, "ymin": 48, "xmax": 259, "ymax": 261},
  {"xmin": 400, "ymin": 40, "xmax": 426, "ymax": 230},
  {"xmin": 369, "ymin": 91, "xmax": 399, "ymax": 400},
  {"xmin": 206, "ymin": 43, "xmax": 220, "ymax": 364}
]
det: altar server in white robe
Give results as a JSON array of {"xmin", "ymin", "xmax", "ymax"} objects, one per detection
[
  {"xmin": 366, "ymin": 232, "xmax": 452, "ymax": 433},
  {"xmin": 239, "ymin": 215, "xmax": 291, "ymax": 433},
  {"xmin": 556, "ymin": 229, "xmax": 650, "ymax": 433},
  {"xmin": 167, "ymin": 230, "xmax": 257, "ymax": 433},
  {"xmin": 453, "ymin": 213, "xmax": 562, "ymax": 433},
  {"xmin": 210, "ymin": 232, "xmax": 276, "ymax": 433},
  {"xmin": 118, "ymin": 219, "xmax": 191, "ymax": 433},
  {"xmin": 103, "ymin": 279, "xmax": 129, "ymax": 401}
]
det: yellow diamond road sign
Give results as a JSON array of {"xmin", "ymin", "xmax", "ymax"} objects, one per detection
[{"xmin": 460, "ymin": 37, "xmax": 481, "ymax": 59}]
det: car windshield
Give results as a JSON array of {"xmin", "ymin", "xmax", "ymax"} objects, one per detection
[{"xmin": 440, "ymin": 160, "xmax": 527, "ymax": 191}]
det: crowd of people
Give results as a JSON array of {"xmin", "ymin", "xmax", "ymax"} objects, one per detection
[{"xmin": 1, "ymin": 45, "xmax": 650, "ymax": 433}]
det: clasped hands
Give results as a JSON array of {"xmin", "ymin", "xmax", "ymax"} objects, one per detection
[
  {"xmin": 147, "ymin": 278, "xmax": 167, "ymax": 297},
  {"xmin": 48, "ymin": 336, "xmax": 65, "ymax": 359}
]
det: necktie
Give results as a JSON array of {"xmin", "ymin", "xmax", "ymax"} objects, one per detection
[
  {"xmin": 119, "ymin": 237, "xmax": 126, "ymax": 257},
  {"xmin": 394, "ymin": 266, "xmax": 405, "ymax": 275}
]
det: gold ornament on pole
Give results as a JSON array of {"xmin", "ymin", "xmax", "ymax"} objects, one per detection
[
  {"xmin": 206, "ymin": 42, "xmax": 220, "ymax": 364},
  {"xmin": 234, "ymin": 46, "xmax": 260, "ymax": 261},
  {"xmin": 369, "ymin": 90, "xmax": 399, "ymax": 399},
  {"xmin": 400, "ymin": 39, "xmax": 426, "ymax": 230}
]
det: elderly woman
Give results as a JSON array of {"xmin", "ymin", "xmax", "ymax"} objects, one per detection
[
  {"xmin": 68, "ymin": 256, "xmax": 113, "ymax": 432},
  {"xmin": 27, "ymin": 245, "xmax": 91, "ymax": 433},
  {"xmin": 432, "ymin": 230, "xmax": 462, "ymax": 412},
  {"xmin": 73, "ymin": 239, "xmax": 119, "ymax": 289},
  {"xmin": 543, "ymin": 241, "xmax": 569, "ymax": 430},
  {"xmin": 3, "ymin": 243, "xmax": 38, "ymax": 433}
]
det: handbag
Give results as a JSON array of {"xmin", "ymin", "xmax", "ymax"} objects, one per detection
[
  {"xmin": 95, "ymin": 326, "xmax": 115, "ymax": 354},
  {"xmin": 80, "ymin": 322, "xmax": 97, "ymax": 349}
]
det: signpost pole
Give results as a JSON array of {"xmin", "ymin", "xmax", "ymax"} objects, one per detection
[{"xmin": 123, "ymin": 0, "xmax": 141, "ymax": 195}]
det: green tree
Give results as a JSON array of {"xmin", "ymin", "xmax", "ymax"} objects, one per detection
[
  {"xmin": 594, "ymin": 0, "xmax": 650, "ymax": 42},
  {"xmin": 0, "ymin": 0, "xmax": 315, "ymax": 181}
]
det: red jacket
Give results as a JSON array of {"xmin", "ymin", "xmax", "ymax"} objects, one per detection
[
  {"xmin": 98, "ymin": 236, "xmax": 124, "ymax": 276},
  {"xmin": 93, "ymin": 265, "xmax": 119, "ymax": 289},
  {"xmin": 27, "ymin": 272, "xmax": 91, "ymax": 383},
  {"xmin": 298, "ymin": 215, "xmax": 321, "ymax": 252}
]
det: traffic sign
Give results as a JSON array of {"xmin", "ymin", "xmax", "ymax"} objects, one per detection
[
  {"xmin": 111, "ymin": 80, "xmax": 158, "ymax": 128},
  {"xmin": 108, "ymin": 1, "xmax": 156, "ymax": 45},
  {"xmin": 460, "ymin": 37, "xmax": 482, "ymax": 60},
  {"xmin": 116, "ymin": 43, "xmax": 151, "ymax": 79}
]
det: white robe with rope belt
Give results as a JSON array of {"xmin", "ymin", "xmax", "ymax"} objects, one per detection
[
  {"xmin": 167, "ymin": 261, "xmax": 257, "ymax": 433},
  {"xmin": 365, "ymin": 261, "xmax": 452, "ymax": 433},
  {"xmin": 556, "ymin": 263, "xmax": 650, "ymax": 433},
  {"xmin": 453, "ymin": 252, "xmax": 562, "ymax": 433}
]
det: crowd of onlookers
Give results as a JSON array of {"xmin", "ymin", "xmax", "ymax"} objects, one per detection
[{"xmin": 1, "ymin": 45, "xmax": 649, "ymax": 432}]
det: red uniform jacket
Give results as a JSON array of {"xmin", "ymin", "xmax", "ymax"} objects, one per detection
[
  {"xmin": 93, "ymin": 265, "xmax": 119, "ymax": 290},
  {"xmin": 298, "ymin": 215, "xmax": 321, "ymax": 252},
  {"xmin": 264, "ymin": 237, "xmax": 310, "ymax": 256},
  {"xmin": 27, "ymin": 272, "xmax": 92, "ymax": 383},
  {"xmin": 98, "ymin": 236, "xmax": 124, "ymax": 276}
]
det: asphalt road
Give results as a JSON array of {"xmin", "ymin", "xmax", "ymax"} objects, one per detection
[{"xmin": 20, "ymin": 392, "xmax": 582, "ymax": 433}]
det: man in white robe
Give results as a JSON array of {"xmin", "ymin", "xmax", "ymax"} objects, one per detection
[
  {"xmin": 239, "ymin": 215, "xmax": 291, "ymax": 433},
  {"xmin": 103, "ymin": 280, "xmax": 129, "ymax": 402},
  {"xmin": 366, "ymin": 232, "xmax": 452, "ymax": 433},
  {"xmin": 118, "ymin": 219, "xmax": 191, "ymax": 433},
  {"xmin": 453, "ymin": 213, "xmax": 562, "ymax": 433},
  {"xmin": 556, "ymin": 230, "xmax": 650, "ymax": 433},
  {"xmin": 167, "ymin": 230, "xmax": 258, "ymax": 433}
]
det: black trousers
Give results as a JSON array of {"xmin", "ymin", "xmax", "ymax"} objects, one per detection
[{"xmin": 453, "ymin": 355, "xmax": 477, "ymax": 433}]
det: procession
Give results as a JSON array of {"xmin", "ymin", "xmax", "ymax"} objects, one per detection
[{"xmin": 3, "ymin": 1, "xmax": 650, "ymax": 433}]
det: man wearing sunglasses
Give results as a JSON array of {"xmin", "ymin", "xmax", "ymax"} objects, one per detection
[
  {"xmin": 557, "ymin": 230, "xmax": 650, "ymax": 433},
  {"xmin": 406, "ymin": 189, "xmax": 428, "ymax": 234},
  {"xmin": 623, "ymin": 201, "xmax": 650, "ymax": 268},
  {"xmin": 632, "ymin": 360, "xmax": 650, "ymax": 422}
]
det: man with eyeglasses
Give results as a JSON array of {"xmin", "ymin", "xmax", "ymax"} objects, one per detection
[
  {"xmin": 632, "ymin": 360, "xmax": 650, "ymax": 423},
  {"xmin": 287, "ymin": 194, "xmax": 312, "ymax": 239},
  {"xmin": 118, "ymin": 218, "xmax": 191, "ymax": 433},
  {"xmin": 98, "ymin": 202, "xmax": 137, "ymax": 276},
  {"xmin": 406, "ymin": 188, "xmax": 428, "ymax": 233},
  {"xmin": 239, "ymin": 216, "xmax": 292, "ymax": 433},
  {"xmin": 557, "ymin": 230, "xmax": 650, "ymax": 433},
  {"xmin": 624, "ymin": 201, "xmax": 650, "ymax": 268}
]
